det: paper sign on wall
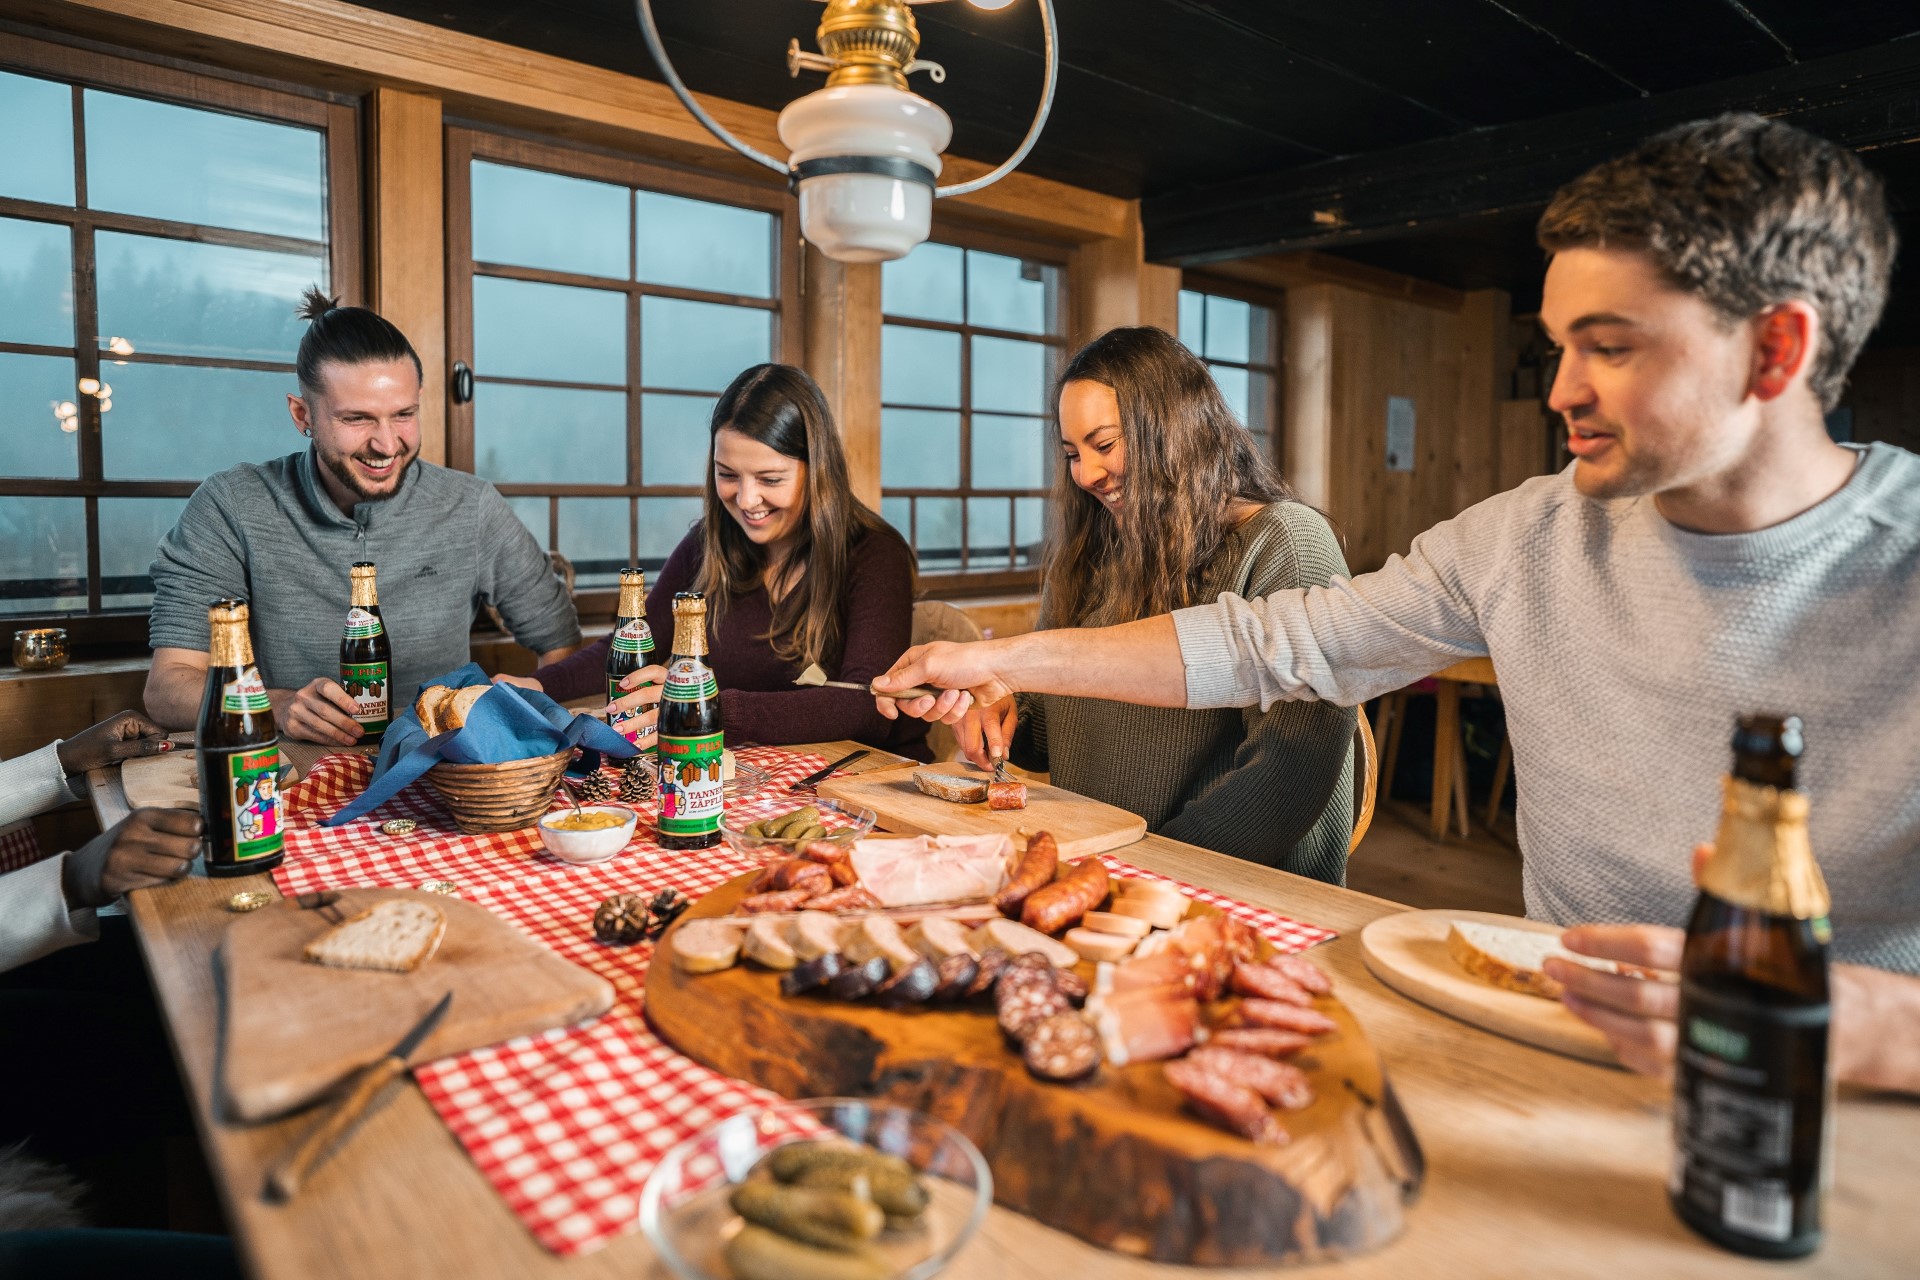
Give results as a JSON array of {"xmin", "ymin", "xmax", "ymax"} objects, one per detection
[{"xmin": 1386, "ymin": 396, "xmax": 1416, "ymax": 472}]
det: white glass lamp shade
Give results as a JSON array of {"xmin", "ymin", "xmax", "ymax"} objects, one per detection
[{"xmin": 779, "ymin": 84, "xmax": 953, "ymax": 263}]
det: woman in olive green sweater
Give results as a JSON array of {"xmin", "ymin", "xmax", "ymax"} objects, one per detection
[{"xmin": 958, "ymin": 327, "xmax": 1356, "ymax": 882}]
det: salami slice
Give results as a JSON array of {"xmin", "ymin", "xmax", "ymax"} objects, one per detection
[
  {"xmin": 803, "ymin": 884, "xmax": 881, "ymax": 912},
  {"xmin": 1269, "ymin": 954, "xmax": 1333, "ymax": 995},
  {"xmin": 965, "ymin": 948, "xmax": 1010, "ymax": 999},
  {"xmin": 1022, "ymin": 1012, "xmax": 1101, "ymax": 1081},
  {"xmin": 1207, "ymin": 1028, "xmax": 1314, "ymax": 1058},
  {"xmin": 932, "ymin": 952, "xmax": 980, "ymax": 1001},
  {"xmin": 1052, "ymin": 967, "xmax": 1089, "ymax": 1002},
  {"xmin": 1237, "ymin": 998, "xmax": 1337, "ymax": 1035},
  {"xmin": 1189, "ymin": 1047, "xmax": 1315, "ymax": 1110},
  {"xmin": 1229, "ymin": 961, "xmax": 1314, "ymax": 1006},
  {"xmin": 1163, "ymin": 1059, "xmax": 1287, "ymax": 1145},
  {"xmin": 997, "ymin": 979, "xmax": 1069, "ymax": 1041}
]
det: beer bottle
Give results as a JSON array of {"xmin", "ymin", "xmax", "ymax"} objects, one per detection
[
  {"xmin": 340, "ymin": 561, "xmax": 393, "ymax": 742},
  {"xmin": 606, "ymin": 567, "xmax": 656, "ymax": 750},
  {"xmin": 655, "ymin": 591, "xmax": 724, "ymax": 849},
  {"xmin": 197, "ymin": 599, "xmax": 286, "ymax": 877},
  {"xmin": 1671, "ymin": 713, "xmax": 1831, "ymax": 1258}
]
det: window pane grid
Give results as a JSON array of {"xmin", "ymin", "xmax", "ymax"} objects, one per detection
[
  {"xmin": 459, "ymin": 146, "xmax": 784, "ymax": 574},
  {"xmin": 0, "ymin": 64, "xmax": 343, "ymax": 619},
  {"xmin": 881, "ymin": 243, "xmax": 1060, "ymax": 577},
  {"xmin": 1178, "ymin": 285, "xmax": 1279, "ymax": 456}
]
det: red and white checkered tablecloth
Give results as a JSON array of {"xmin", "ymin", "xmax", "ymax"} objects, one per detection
[
  {"xmin": 0, "ymin": 820, "xmax": 46, "ymax": 875},
  {"xmin": 270, "ymin": 749, "xmax": 1340, "ymax": 1256}
]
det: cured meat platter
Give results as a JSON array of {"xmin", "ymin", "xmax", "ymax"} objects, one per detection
[{"xmin": 645, "ymin": 857, "xmax": 1424, "ymax": 1267}]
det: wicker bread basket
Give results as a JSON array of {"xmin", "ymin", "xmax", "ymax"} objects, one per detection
[{"xmin": 423, "ymin": 748, "xmax": 574, "ymax": 834}]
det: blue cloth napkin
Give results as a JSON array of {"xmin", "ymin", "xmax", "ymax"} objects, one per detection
[{"xmin": 321, "ymin": 663, "xmax": 638, "ymax": 826}]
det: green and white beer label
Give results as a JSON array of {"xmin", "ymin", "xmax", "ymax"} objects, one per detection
[
  {"xmin": 227, "ymin": 745, "xmax": 284, "ymax": 861},
  {"xmin": 657, "ymin": 731, "xmax": 725, "ymax": 836},
  {"xmin": 662, "ymin": 655, "xmax": 719, "ymax": 703},
  {"xmin": 610, "ymin": 617, "xmax": 653, "ymax": 656},
  {"xmin": 343, "ymin": 606, "xmax": 384, "ymax": 640},
  {"xmin": 343, "ymin": 660, "xmax": 390, "ymax": 730},
  {"xmin": 221, "ymin": 667, "xmax": 271, "ymax": 715}
]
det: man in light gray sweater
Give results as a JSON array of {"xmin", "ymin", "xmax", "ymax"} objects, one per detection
[
  {"xmin": 144, "ymin": 291, "xmax": 580, "ymax": 745},
  {"xmin": 875, "ymin": 115, "xmax": 1920, "ymax": 1093}
]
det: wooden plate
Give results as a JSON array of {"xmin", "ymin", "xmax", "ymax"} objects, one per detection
[
  {"xmin": 123, "ymin": 739, "xmax": 301, "ymax": 812},
  {"xmin": 1358, "ymin": 908, "xmax": 1616, "ymax": 1065},
  {"xmin": 817, "ymin": 761, "xmax": 1146, "ymax": 860},
  {"xmin": 646, "ymin": 874, "xmax": 1424, "ymax": 1267}
]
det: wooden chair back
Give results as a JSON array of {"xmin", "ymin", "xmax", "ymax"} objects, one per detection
[
  {"xmin": 910, "ymin": 601, "xmax": 983, "ymax": 762},
  {"xmin": 1348, "ymin": 706, "xmax": 1379, "ymax": 856}
]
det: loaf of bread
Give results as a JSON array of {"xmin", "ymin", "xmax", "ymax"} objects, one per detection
[{"xmin": 304, "ymin": 899, "xmax": 446, "ymax": 972}]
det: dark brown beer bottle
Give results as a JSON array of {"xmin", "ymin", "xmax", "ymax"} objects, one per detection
[
  {"xmin": 197, "ymin": 599, "xmax": 286, "ymax": 877},
  {"xmin": 340, "ymin": 561, "xmax": 392, "ymax": 742},
  {"xmin": 655, "ymin": 591, "xmax": 724, "ymax": 849},
  {"xmin": 1671, "ymin": 713, "xmax": 1831, "ymax": 1258},
  {"xmin": 605, "ymin": 567, "xmax": 656, "ymax": 751}
]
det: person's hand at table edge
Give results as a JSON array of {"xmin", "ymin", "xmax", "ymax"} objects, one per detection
[
  {"xmin": 62, "ymin": 808, "xmax": 204, "ymax": 910},
  {"xmin": 56, "ymin": 710, "xmax": 175, "ymax": 775},
  {"xmin": 1551, "ymin": 842, "xmax": 1920, "ymax": 1095},
  {"xmin": 271, "ymin": 679, "xmax": 365, "ymax": 746}
]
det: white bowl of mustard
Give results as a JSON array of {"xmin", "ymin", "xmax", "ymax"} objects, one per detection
[{"xmin": 537, "ymin": 805, "xmax": 638, "ymax": 864}]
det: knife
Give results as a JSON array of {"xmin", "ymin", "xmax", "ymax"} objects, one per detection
[
  {"xmin": 789, "ymin": 748, "xmax": 871, "ymax": 793},
  {"xmin": 793, "ymin": 663, "xmax": 939, "ymax": 702},
  {"xmin": 264, "ymin": 991, "xmax": 454, "ymax": 1202}
]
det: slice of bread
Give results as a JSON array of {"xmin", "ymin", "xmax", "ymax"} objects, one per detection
[
  {"xmin": 446, "ymin": 685, "xmax": 490, "ymax": 730},
  {"xmin": 415, "ymin": 686, "xmax": 455, "ymax": 736},
  {"xmin": 304, "ymin": 900, "xmax": 447, "ymax": 972},
  {"xmin": 1446, "ymin": 920, "xmax": 1631, "ymax": 1000}
]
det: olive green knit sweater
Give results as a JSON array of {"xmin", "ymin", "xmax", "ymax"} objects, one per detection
[{"xmin": 1009, "ymin": 502, "xmax": 1357, "ymax": 883}]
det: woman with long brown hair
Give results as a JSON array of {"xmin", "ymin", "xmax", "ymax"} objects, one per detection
[
  {"xmin": 519, "ymin": 364, "xmax": 929, "ymax": 759},
  {"xmin": 960, "ymin": 326, "xmax": 1355, "ymax": 879}
]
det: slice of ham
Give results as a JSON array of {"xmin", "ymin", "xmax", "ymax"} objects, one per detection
[{"xmin": 850, "ymin": 833, "xmax": 1014, "ymax": 907}]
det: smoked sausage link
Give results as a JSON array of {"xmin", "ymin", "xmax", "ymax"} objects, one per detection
[
  {"xmin": 1020, "ymin": 857, "xmax": 1110, "ymax": 935},
  {"xmin": 993, "ymin": 831, "xmax": 1059, "ymax": 915}
]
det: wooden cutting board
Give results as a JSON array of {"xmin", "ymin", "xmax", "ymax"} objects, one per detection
[
  {"xmin": 1359, "ymin": 908, "xmax": 1616, "ymax": 1065},
  {"xmin": 646, "ymin": 874, "xmax": 1423, "ymax": 1267},
  {"xmin": 123, "ymin": 737, "xmax": 299, "ymax": 812},
  {"xmin": 817, "ymin": 762, "xmax": 1146, "ymax": 858},
  {"xmin": 219, "ymin": 888, "xmax": 615, "ymax": 1122}
]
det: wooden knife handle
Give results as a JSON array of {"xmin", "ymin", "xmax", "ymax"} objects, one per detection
[
  {"xmin": 264, "ymin": 1054, "xmax": 409, "ymax": 1202},
  {"xmin": 865, "ymin": 680, "xmax": 939, "ymax": 701}
]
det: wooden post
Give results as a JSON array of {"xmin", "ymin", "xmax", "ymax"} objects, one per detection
[
  {"xmin": 801, "ymin": 244, "xmax": 883, "ymax": 510},
  {"xmin": 1069, "ymin": 201, "xmax": 1177, "ymax": 347},
  {"xmin": 1282, "ymin": 283, "xmax": 1336, "ymax": 512},
  {"xmin": 1451, "ymin": 289, "xmax": 1511, "ymax": 516},
  {"xmin": 368, "ymin": 88, "xmax": 447, "ymax": 466}
]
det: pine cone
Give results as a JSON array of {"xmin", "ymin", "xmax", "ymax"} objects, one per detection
[
  {"xmin": 592, "ymin": 893, "xmax": 650, "ymax": 945},
  {"xmin": 574, "ymin": 770, "xmax": 614, "ymax": 803},
  {"xmin": 619, "ymin": 756, "xmax": 655, "ymax": 803}
]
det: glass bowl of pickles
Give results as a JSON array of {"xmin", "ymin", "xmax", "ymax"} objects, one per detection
[
  {"xmin": 719, "ymin": 797, "xmax": 876, "ymax": 864},
  {"xmin": 639, "ymin": 1097, "xmax": 992, "ymax": 1280}
]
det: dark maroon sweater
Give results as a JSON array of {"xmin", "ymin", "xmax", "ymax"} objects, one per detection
[{"xmin": 534, "ymin": 526, "xmax": 932, "ymax": 761}]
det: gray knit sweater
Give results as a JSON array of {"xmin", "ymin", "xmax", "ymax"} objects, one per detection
[
  {"xmin": 1012, "ymin": 502, "xmax": 1357, "ymax": 882},
  {"xmin": 1173, "ymin": 444, "xmax": 1920, "ymax": 975}
]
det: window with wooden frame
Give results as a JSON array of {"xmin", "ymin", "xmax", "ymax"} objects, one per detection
[
  {"xmin": 1178, "ymin": 278, "xmax": 1281, "ymax": 460},
  {"xmin": 879, "ymin": 231, "xmax": 1067, "ymax": 589},
  {"xmin": 0, "ymin": 36, "xmax": 359, "ymax": 645},
  {"xmin": 445, "ymin": 128, "xmax": 799, "ymax": 616}
]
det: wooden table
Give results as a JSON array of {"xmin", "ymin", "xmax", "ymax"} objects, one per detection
[{"xmin": 92, "ymin": 741, "xmax": 1917, "ymax": 1280}]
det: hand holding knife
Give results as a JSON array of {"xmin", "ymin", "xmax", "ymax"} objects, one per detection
[{"xmin": 264, "ymin": 991, "xmax": 453, "ymax": 1202}]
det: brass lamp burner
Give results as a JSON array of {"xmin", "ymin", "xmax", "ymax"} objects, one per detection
[{"xmin": 792, "ymin": 0, "xmax": 937, "ymax": 92}]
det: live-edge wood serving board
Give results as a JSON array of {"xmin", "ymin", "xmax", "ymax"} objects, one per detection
[
  {"xmin": 219, "ymin": 888, "xmax": 614, "ymax": 1122},
  {"xmin": 817, "ymin": 761, "xmax": 1147, "ymax": 859},
  {"xmin": 646, "ymin": 873, "xmax": 1424, "ymax": 1268}
]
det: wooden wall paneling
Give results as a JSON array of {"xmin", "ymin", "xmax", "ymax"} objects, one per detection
[
  {"xmin": 1499, "ymin": 399, "xmax": 1552, "ymax": 493},
  {"xmin": 370, "ymin": 87, "xmax": 447, "ymax": 465},
  {"xmin": 1283, "ymin": 283, "xmax": 1336, "ymax": 513},
  {"xmin": 1450, "ymin": 289, "xmax": 1511, "ymax": 517},
  {"xmin": 22, "ymin": 0, "xmax": 1129, "ymax": 245},
  {"xmin": 0, "ymin": 661, "xmax": 151, "ymax": 764},
  {"xmin": 801, "ymin": 244, "xmax": 883, "ymax": 511},
  {"xmin": 1068, "ymin": 201, "xmax": 1171, "ymax": 348}
]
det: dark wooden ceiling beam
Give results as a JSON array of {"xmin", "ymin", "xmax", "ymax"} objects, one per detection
[{"xmin": 1144, "ymin": 37, "xmax": 1920, "ymax": 265}]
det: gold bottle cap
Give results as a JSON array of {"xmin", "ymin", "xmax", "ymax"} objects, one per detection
[
  {"xmin": 1700, "ymin": 776, "xmax": 1832, "ymax": 920},
  {"xmin": 350, "ymin": 561, "xmax": 377, "ymax": 577},
  {"xmin": 379, "ymin": 818, "xmax": 418, "ymax": 836},
  {"xmin": 417, "ymin": 880, "xmax": 458, "ymax": 896},
  {"xmin": 227, "ymin": 890, "xmax": 273, "ymax": 912}
]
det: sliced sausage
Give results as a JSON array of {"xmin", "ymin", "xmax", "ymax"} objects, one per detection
[
  {"xmin": 1207, "ymin": 1028, "xmax": 1314, "ymax": 1058},
  {"xmin": 1188, "ymin": 1047, "xmax": 1315, "ymax": 1110},
  {"xmin": 1269, "ymin": 953, "xmax": 1333, "ymax": 995},
  {"xmin": 1163, "ymin": 1059, "xmax": 1287, "ymax": 1145},
  {"xmin": 931, "ymin": 952, "xmax": 980, "ymax": 1001},
  {"xmin": 1230, "ymin": 961, "xmax": 1315, "ymax": 1006},
  {"xmin": 1237, "ymin": 998, "xmax": 1337, "ymax": 1036},
  {"xmin": 965, "ymin": 947, "xmax": 1010, "ymax": 999},
  {"xmin": 1023, "ymin": 1012, "xmax": 1101, "ymax": 1081}
]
